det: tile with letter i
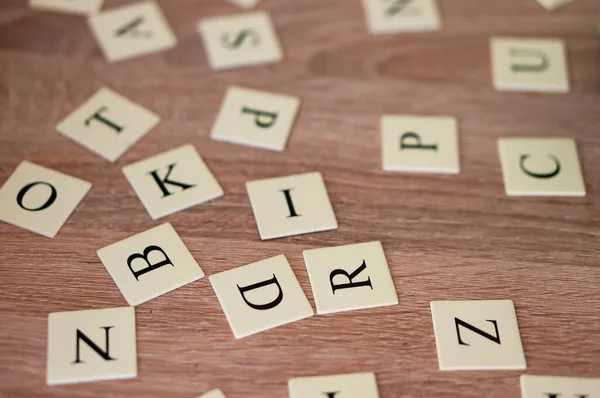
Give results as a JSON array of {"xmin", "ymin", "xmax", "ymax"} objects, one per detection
[
  {"xmin": 361, "ymin": 0, "xmax": 442, "ymax": 34},
  {"xmin": 197, "ymin": 388, "xmax": 227, "ymax": 398},
  {"xmin": 226, "ymin": 0, "xmax": 261, "ymax": 9},
  {"xmin": 29, "ymin": 0, "xmax": 104, "ymax": 14},
  {"xmin": 520, "ymin": 375, "xmax": 600, "ymax": 398},
  {"xmin": 288, "ymin": 372, "xmax": 380, "ymax": 398}
]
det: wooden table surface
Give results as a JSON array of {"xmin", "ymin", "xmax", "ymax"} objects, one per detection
[{"xmin": 1, "ymin": 0, "xmax": 599, "ymax": 397}]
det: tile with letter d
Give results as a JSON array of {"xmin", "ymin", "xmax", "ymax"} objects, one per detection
[
  {"xmin": 211, "ymin": 86, "xmax": 301, "ymax": 151},
  {"xmin": 47, "ymin": 306, "xmax": 136, "ymax": 385},
  {"xmin": 57, "ymin": 87, "xmax": 159, "ymax": 162},
  {"xmin": 0, "ymin": 161, "xmax": 91, "ymax": 238},
  {"xmin": 97, "ymin": 223, "xmax": 204, "ymax": 306},
  {"xmin": 498, "ymin": 138, "xmax": 585, "ymax": 197},
  {"xmin": 362, "ymin": 0, "xmax": 442, "ymax": 34},
  {"xmin": 303, "ymin": 241, "xmax": 398, "ymax": 315},
  {"xmin": 209, "ymin": 255, "xmax": 314, "ymax": 339},
  {"xmin": 430, "ymin": 300, "xmax": 527, "ymax": 370},
  {"xmin": 226, "ymin": 0, "xmax": 261, "ymax": 9},
  {"xmin": 246, "ymin": 171, "xmax": 338, "ymax": 240},
  {"xmin": 197, "ymin": 388, "xmax": 227, "ymax": 398},
  {"xmin": 123, "ymin": 144, "xmax": 223, "ymax": 220},
  {"xmin": 520, "ymin": 375, "xmax": 600, "ymax": 398},
  {"xmin": 288, "ymin": 372, "xmax": 380, "ymax": 398},
  {"xmin": 536, "ymin": 0, "xmax": 577, "ymax": 11},
  {"xmin": 30, "ymin": 0, "xmax": 103, "ymax": 14}
]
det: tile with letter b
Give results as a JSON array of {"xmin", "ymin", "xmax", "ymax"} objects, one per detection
[
  {"xmin": 226, "ymin": 0, "xmax": 261, "ymax": 9},
  {"xmin": 47, "ymin": 306, "xmax": 136, "ymax": 385},
  {"xmin": 97, "ymin": 223, "xmax": 204, "ymax": 306},
  {"xmin": 197, "ymin": 388, "xmax": 227, "ymax": 398},
  {"xmin": 209, "ymin": 255, "xmax": 314, "ymax": 339},
  {"xmin": 430, "ymin": 300, "xmax": 527, "ymax": 370},
  {"xmin": 246, "ymin": 171, "xmax": 338, "ymax": 240},
  {"xmin": 211, "ymin": 86, "xmax": 301, "ymax": 151},
  {"xmin": 362, "ymin": 0, "xmax": 442, "ymax": 34},
  {"xmin": 520, "ymin": 375, "xmax": 600, "ymax": 398},
  {"xmin": 303, "ymin": 241, "xmax": 398, "ymax": 315},
  {"xmin": 123, "ymin": 144, "xmax": 223, "ymax": 220},
  {"xmin": 0, "ymin": 161, "xmax": 91, "ymax": 238},
  {"xmin": 536, "ymin": 0, "xmax": 577, "ymax": 11},
  {"xmin": 288, "ymin": 372, "xmax": 380, "ymax": 398},
  {"xmin": 57, "ymin": 87, "xmax": 160, "ymax": 162},
  {"xmin": 30, "ymin": 0, "xmax": 104, "ymax": 14},
  {"xmin": 498, "ymin": 138, "xmax": 585, "ymax": 197}
]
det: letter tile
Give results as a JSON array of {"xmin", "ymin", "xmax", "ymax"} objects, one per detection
[
  {"xmin": 226, "ymin": 0, "xmax": 261, "ymax": 9},
  {"xmin": 430, "ymin": 300, "xmax": 527, "ymax": 370},
  {"xmin": 288, "ymin": 372, "xmax": 380, "ymax": 398},
  {"xmin": 362, "ymin": 0, "xmax": 442, "ymax": 34},
  {"xmin": 29, "ymin": 0, "xmax": 103, "ymax": 14},
  {"xmin": 97, "ymin": 223, "xmax": 204, "ymax": 306},
  {"xmin": 0, "ymin": 161, "xmax": 91, "ymax": 238},
  {"xmin": 520, "ymin": 375, "xmax": 600, "ymax": 398},
  {"xmin": 209, "ymin": 255, "xmax": 313, "ymax": 339},
  {"xmin": 536, "ymin": 0, "xmax": 577, "ymax": 10},
  {"xmin": 197, "ymin": 388, "xmax": 227, "ymax": 398}
]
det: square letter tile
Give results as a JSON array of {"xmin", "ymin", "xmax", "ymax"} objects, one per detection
[
  {"xmin": 209, "ymin": 255, "xmax": 314, "ymax": 339},
  {"xmin": 491, "ymin": 37, "xmax": 570, "ymax": 93},
  {"xmin": 97, "ymin": 223, "xmax": 204, "ymax": 306},
  {"xmin": 47, "ymin": 306, "xmax": 136, "ymax": 385},
  {"xmin": 88, "ymin": 1, "xmax": 177, "ymax": 63},
  {"xmin": 289, "ymin": 372, "xmax": 380, "ymax": 398},
  {"xmin": 303, "ymin": 241, "xmax": 398, "ymax": 315},
  {"xmin": 198, "ymin": 11, "xmax": 283, "ymax": 70},
  {"xmin": 536, "ymin": 0, "xmax": 577, "ymax": 10},
  {"xmin": 30, "ymin": 0, "xmax": 103, "ymax": 14},
  {"xmin": 226, "ymin": 0, "xmax": 261, "ymax": 9},
  {"xmin": 520, "ymin": 375, "xmax": 600, "ymax": 398},
  {"xmin": 197, "ymin": 388, "xmax": 227, "ymax": 398},
  {"xmin": 123, "ymin": 144, "xmax": 223, "ymax": 220},
  {"xmin": 498, "ymin": 138, "xmax": 585, "ymax": 197},
  {"xmin": 430, "ymin": 300, "xmax": 527, "ymax": 370},
  {"xmin": 246, "ymin": 171, "xmax": 338, "ymax": 240},
  {"xmin": 362, "ymin": 0, "xmax": 442, "ymax": 34},
  {"xmin": 381, "ymin": 115, "xmax": 460, "ymax": 174},
  {"xmin": 56, "ymin": 87, "xmax": 160, "ymax": 162},
  {"xmin": 0, "ymin": 161, "xmax": 91, "ymax": 238},
  {"xmin": 211, "ymin": 86, "xmax": 301, "ymax": 152}
]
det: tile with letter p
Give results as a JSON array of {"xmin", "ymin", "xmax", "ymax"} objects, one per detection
[
  {"xmin": 362, "ymin": 0, "xmax": 442, "ymax": 34},
  {"xmin": 520, "ymin": 375, "xmax": 600, "ymax": 398},
  {"xmin": 30, "ymin": 0, "xmax": 104, "ymax": 14},
  {"xmin": 288, "ymin": 372, "xmax": 380, "ymax": 398}
]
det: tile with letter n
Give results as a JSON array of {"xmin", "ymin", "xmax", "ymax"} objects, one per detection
[
  {"xmin": 520, "ymin": 375, "xmax": 600, "ymax": 398},
  {"xmin": 29, "ymin": 0, "xmax": 104, "ymax": 14},
  {"xmin": 288, "ymin": 372, "xmax": 380, "ymax": 398},
  {"xmin": 46, "ymin": 306, "xmax": 136, "ymax": 385},
  {"xmin": 361, "ymin": 0, "xmax": 442, "ymax": 34},
  {"xmin": 226, "ymin": 0, "xmax": 261, "ymax": 9},
  {"xmin": 97, "ymin": 223, "xmax": 204, "ymax": 306},
  {"xmin": 430, "ymin": 300, "xmax": 527, "ymax": 371},
  {"xmin": 246, "ymin": 171, "xmax": 338, "ymax": 240},
  {"xmin": 197, "ymin": 388, "xmax": 227, "ymax": 398}
]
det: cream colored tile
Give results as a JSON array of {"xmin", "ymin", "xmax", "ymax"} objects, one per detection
[
  {"xmin": 289, "ymin": 372, "xmax": 380, "ymax": 398},
  {"xmin": 198, "ymin": 11, "xmax": 283, "ymax": 70},
  {"xmin": 123, "ymin": 144, "xmax": 223, "ymax": 220},
  {"xmin": 47, "ymin": 306, "xmax": 136, "ymax": 385},
  {"xmin": 498, "ymin": 138, "xmax": 585, "ymax": 197},
  {"xmin": 209, "ymin": 255, "xmax": 314, "ymax": 339},
  {"xmin": 56, "ymin": 87, "xmax": 159, "ymax": 162},
  {"xmin": 491, "ymin": 37, "xmax": 569, "ymax": 93},
  {"xmin": 246, "ymin": 171, "xmax": 338, "ymax": 240},
  {"xmin": 362, "ymin": 0, "xmax": 441, "ymax": 34},
  {"xmin": 430, "ymin": 300, "xmax": 526, "ymax": 370},
  {"xmin": 88, "ymin": 1, "xmax": 177, "ymax": 63},
  {"xmin": 97, "ymin": 223, "xmax": 204, "ymax": 306},
  {"xmin": 197, "ymin": 388, "xmax": 227, "ymax": 398},
  {"xmin": 0, "ymin": 161, "xmax": 91, "ymax": 238},
  {"xmin": 520, "ymin": 375, "xmax": 600, "ymax": 398},
  {"xmin": 226, "ymin": 0, "xmax": 261, "ymax": 9},
  {"xmin": 303, "ymin": 241, "xmax": 398, "ymax": 315},
  {"xmin": 30, "ymin": 0, "xmax": 103, "ymax": 14},
  {"xmin": 381, "ymin": 115, "xmax": 459, "ymax": 174},
  {"xmin": 536, "ymin": 0, "xmax": 577, "ymax": 10}
]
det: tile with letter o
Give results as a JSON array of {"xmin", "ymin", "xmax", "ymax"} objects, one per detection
[
  {"xmin": 97, "ymin": 223, "xmax": 204, "ymax": 306},
  {"xmin": 226, "ymin": 0, "xmax": 261, "ymax": 9},
  {"xmin": 209, "ymin": 255, "xmax": 314, "ymax": 339},
  {"xmin": 211, "ymin": 86, "xmax": 301, "ymax": 151},
  {"xmin": 430, "ymin": 300, "xmax": 527, "ymax": 370},
  {"xmin": 197, "ymin": 388, "xmax": 227, "ymax": 398},
  {"xmin": 520, "ymin": 375, "xmax": 600, "ymax": 398},
  {"xmin": 123, "ymin": 144, "xmax": 223, "ymax": 220},
  {"xmin": 536, "ymin": 0, "xmax": 577, "ymax": 11},
  {"xmin": 47, "ymin": 306, "xmax": 136, "ymax": 385},
  {"xmin": 362, "ymin": 0, "xmax": 442, "ymax": 34},
  {"xmin": 288, "ymin": 372, "xmax": 380, "ymax": 398},
  {"xmin": 246, "ymin": 171, "xmax": 338, "ymax": 240},
  {"xmin": 303, "ymin": 241, "xmax": 398, "ymax": 315},
  {"xmin": 57, "ymin": 87, "xmax": 160, "ymax": 162},
  {"xmin": 30, "ymin": 0, "xmax": 103, "ymax": 14},
  {"xmin": 0, "ymin": 161, "xmax": 91, "ymax": 238},
  {"xmin": 498, "ymin": 138, "xmax": 585, "ymax": 197}
]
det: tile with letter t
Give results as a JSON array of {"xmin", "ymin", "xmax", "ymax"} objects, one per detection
[
  {"xmin": 226, "ymin": 0, "xmax": 261, "ymax": 9},
  {"xmin": 362, "ymin": 0, "xmax": 442, "ymax": 34},
  {"xmin": 288, "ymin": 372, "xmax": 380, "ymax": 398},
  {"xmin": 498, "ymin": 138, "xmax": 585, "ymax": 197},
  {"xmin": 0, "ymin": 161, "xmax": 91, "ymax": 238},
  {"xmin": 29, "ymin": 0, "xmax": 104, "ymax": 14},
  {"xmin": 536, "ymin": 0, "xmax": 577, "ymax": 10},
  {"xmin": 97, "ymin": 223, "xmax": 204, "ymax": 306},
  {"xmin": 246, "ymin": 171, "xmax": 338, "ymax": 240},
  {"xmin": 123, "ymin": 144, "xmax": 223, "ymax": 220},
  {"xmin": 197, "ymin": 388, "xmax": 227, "ymax": 398},
  {"xmin": 209, "ymin": 255, "xmax": 314, "ymax": 339},
  {"xmin": 520, "ymin": 375, "xmax": 600, "ymax": 398},
  {"xmin": 47, "ymin": 306, "xmax": 136, "ymax": 385},
  {"xmin": 57, "ymin": 87, "xmax": 159, "ymax": 162},
  {"xmin": 303, "ymin": 241, "xmax": 398, "ymax": 315},
  {"xmin": 430, "ymin": 300, "xmax": 527, "ymax": 370}
]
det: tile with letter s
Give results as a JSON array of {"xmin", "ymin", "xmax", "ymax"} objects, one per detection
[
  {"xmin": 288, "ymin": 372, "xmax": 380, "ymax": 398},
  {"xmin": 362, "ymin": 0, "xmax": 442, "ymax": 34},
  {"xmin": 30, "ymin": 0, "xmax": 104, "ymax": 14},
  {"xmin": 520, "ymin": 375, "xmax": 600, "ymax": 398}
]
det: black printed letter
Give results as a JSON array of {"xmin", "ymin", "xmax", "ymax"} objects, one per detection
[
  {"xmin": 455, "ymin": 318, "xmax": 501, "ymax": 346},
  {"xmin": 519, "ymin": 154, "xmax": 560, "ymax": 179},
  {"xmin": 509, "ymin": 48, "xmax": 549, "ymax": 72},
  {"xmin": 400, "ymin": 132, "xmax": 438, "ymax": 151},
  {"xmin": 126, "ymin": 245, "xmax": 174, "ymax": 280},
  {"xmin": 149, "ymin": 163, "xmax": 196, "ymax": 198},
  {"xmin": 72, "ymin": 326, "xmax": 115, "ymax": 364},
  {"xmin": 16, "ymin": 182, "xmax": 57, "ymax": 212},
  {"xmin": 386, "ymin": 0, "xmax": 413, "ymax": 16},
  {"xmin": 281, "ymin": 189, "xmax": 300, "ymax": 218},
  {"xmin": 241, "ymin": 107, "xmax": 278, "ymax": 128},
  {"xmin": 221, "ymin": 29, "xmax": 260, "ymax": 49},
  {"xmin": 115, "ymin": 16, "xmax": 152, "ymax": 38},
  {"xmin": 545, "ymin": 394, "xmax": 588, "ymax": 398},
  {"xmin": 237, "ymin": 274, "xmax": 284, "ymax": 310},
  {"xmin": 84, "ymin": 107, "xmax": 124, "ymax": 133},
  {"xmin": 324, "ymin": 393, "xmax": 339, "ymax": 398},
  {"xmin": 330, "ymin": 260, "xmax": 373, "ymax": 294}
]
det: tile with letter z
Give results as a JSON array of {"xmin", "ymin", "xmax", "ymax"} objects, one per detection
[
  {"xmin": 362, "ymin": 0, "xmax": 442, "ymax": 34},
  {"xmin": 520, "ymin": 375, "xmax": 600, "ymax": 398},
  {"xmin": 288, "ymin": 372, "xmax": 380, "ymax": 398},
  {"xmin": 30, "ymin": 0, "xmax": 104, "ymax": 14},
  {"xmin": 197, "ymin": 388, "xmax": 227, "ymax": 398}
]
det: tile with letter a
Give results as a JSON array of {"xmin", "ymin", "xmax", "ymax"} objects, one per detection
[
  {"xmin": 491, "ymin": 37, "xmax": 570, "ymax": 93},
  {"xmin": 29, "ymin": 0, "xmax": 104, "ymax": 14},
  {"xmin": 88, "ymin": 1, "xmax": 177, "ymax": 63},
  {"xmin": 430, "ymin": 300, "xmax": 527, "ymax": 371},
  {"xmin": 536, "ymin": 0, "xmax": 577, "ymax": 11},
  {"xmin": 209, "ymin": 255, "xmax": 314, "ymax": 339},
  {"xmin": 362, "ymin": 0, "xmax": 442, "ymax": 34},
  {"xmin": 520, "ymin": 375, "xmax": 600, "ymax": 398},
  {"xmin": 211, "ymin": 86, "xmax": 301, "ymax": 151},
  {"xmin": 226, "ymin": 0, "xmax": 261, "ymax": 9},
  {"xmin": 197, "ymin": 388, "xmax": 227, "ymax": 398},
  {"xmin": 198, "ymin": 11, "xmax": 283, "ymax": 70},
  {"xmin": 303, "ymin": 241, "xmax": 398, "ymax": 315},
  {"xmin": 47, "ymin": 306, "xmax": 136, "ymax": 385},
  {"xmin": 0, "ymin": 161, "xmax": 91, "ymax": 238},
  {"xmin": 123, "ymin": 144, "xmax": 223, "ymax": 220},
  {"xmin": 288, "ymin": 372, "xmax": 380, "ymax": 398},
  {"xmin": 97, "ymin": 223, "xmax": 204, "ymax": 306},
  {"xmin": 56, "ymin": 87, "xmax": 160, "ymax": 162},
  {"xmin": 246, "ymin": 171, "xmax": 338, "ymax": 240},
  {"xmin": 498, "ymin": 138, "xmax": 585, "ymax": 197}
]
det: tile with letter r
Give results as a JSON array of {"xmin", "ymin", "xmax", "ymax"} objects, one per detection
[
  {"xmin": 0, "ymin": 161, "xmax": 91, "ymax": 238},
  {"xmin": 536, "ymin": 0, "xmax": 577, "ymax": 11},
  {"xmin": 226, "ymin": 0, "xmax": 261, "ymax": 9},
  {"xmin": 361, "ymin": 0, "xmax": 442, "ymax": 34},
  {"xmin": 47, "ymin": 306, "xmax": 136, "ymax": 385},
  {"xmin": 288, "ymin": 372, "xmax": 380, "ymax": 398},
  {"xmin": 29, "ymin": 0, "xmax": 104, "ymax": 14},
  {"xmin": 197, "ymin": 388, "xmax": 227, "ymax": 398},
  {"xmin": 430, "ymin": 300, "xmax": 527, "ymax": 370},
  {"xmin": 520, "ymin": 375, "xmax": 600, "ymax": 398},
  {"xmin": 97, "ymin": 223, "xmax": 204, "ymax": 306}
]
